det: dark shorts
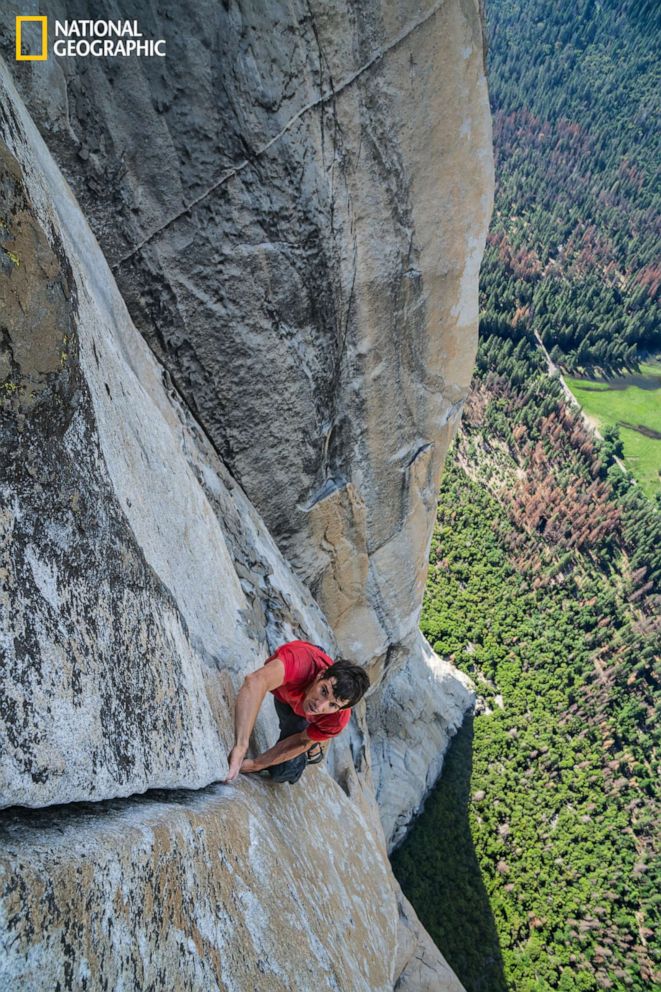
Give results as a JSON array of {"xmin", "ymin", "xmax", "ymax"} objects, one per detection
[{"xmin": 266, "ymin": 697, "xmax": 321, "ymax": 785}]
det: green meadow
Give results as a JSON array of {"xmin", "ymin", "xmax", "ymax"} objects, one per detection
[{"xmin": 565, "ymin": 361, "xmax": 661, "ymax": 499}]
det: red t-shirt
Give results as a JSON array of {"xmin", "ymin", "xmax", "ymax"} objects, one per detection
[{"xmin": 265, "ymin": 640, "xmax": 351, "ymax": 742}]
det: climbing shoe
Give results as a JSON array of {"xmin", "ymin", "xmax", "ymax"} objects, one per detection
[{"xmin": 306, "ymin": 742, "xmax": 324, "ymax": 765}]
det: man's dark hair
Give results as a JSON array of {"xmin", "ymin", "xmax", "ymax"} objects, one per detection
[{"xmin": 322, "ymin": 659, "xmax": 370, "ymax": 709}]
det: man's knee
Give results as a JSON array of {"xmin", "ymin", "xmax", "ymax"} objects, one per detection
[{"xmin": 266, "ymin": 753, "xmax": 307, "ymax": 785}]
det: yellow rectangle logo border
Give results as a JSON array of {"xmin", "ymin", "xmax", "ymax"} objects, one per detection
[{"xmin": 16, "ymin": 16, "xmax": 48, "ymax": 61}]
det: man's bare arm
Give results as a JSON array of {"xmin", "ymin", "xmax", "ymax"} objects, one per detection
[
  {"xmin": 240, "ymin": 730, "xmax": 312, "ymax": 774},
  {"xmin": 224, "ymin": 658, "xmax": 285, "ymax": 782}
]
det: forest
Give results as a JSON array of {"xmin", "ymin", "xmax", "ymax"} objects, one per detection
[
  {"xmin": 483, "ymin": 0, "xmax": 659, "ymax": 373},
  {"xmin": 393, "ymin": 330, "xmax": 659, "ymax": 991},
  {"xmin": 392, "ymin": 1, "xmax": 660, "ymax": 990}
]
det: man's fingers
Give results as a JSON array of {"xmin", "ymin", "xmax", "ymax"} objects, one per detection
[{"xmin": 224, "ymin": 749, "xmax": 244, "ymax": 783}]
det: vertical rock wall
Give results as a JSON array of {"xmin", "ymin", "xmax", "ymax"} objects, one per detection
[
  {"xmin": 0, "ymin": 55, "xmax": 467, "ymax": 990},
  {"xmin": 0, "ymin": 68, "xmax": 329, "ymax": 806},
  {"xmin": 1, "ymin": 0, "xmax": 493, "ymax": 677},
  {"xmin": 3, "ymin": 0, "xmax": 492, "ymax": 847}
]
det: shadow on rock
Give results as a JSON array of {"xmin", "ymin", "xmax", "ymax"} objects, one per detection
[{"xmin": 390, "ymin": 715, "xmax": 507, "ymax": 992}]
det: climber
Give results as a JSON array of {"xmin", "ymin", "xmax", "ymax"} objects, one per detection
[{"xmin": 224, "ymin": 639, "xmax": 370, "ymax": 785}]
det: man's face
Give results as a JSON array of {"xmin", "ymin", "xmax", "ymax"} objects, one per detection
[{"xmin": 302, "ymin": 673, "xmax": 349, "ymax": 717}]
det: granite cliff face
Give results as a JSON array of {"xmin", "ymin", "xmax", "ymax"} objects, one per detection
[
  {"xmin": 1, "ymin": 0, "xmax": 492, "ymax": 987},
  {"xmin": 2, "ymin": 0, "xmax": 492, "ymax": 840},
  {"xmin": 0, "ymin": 65, "xmax": 462, "ymax": 990}
]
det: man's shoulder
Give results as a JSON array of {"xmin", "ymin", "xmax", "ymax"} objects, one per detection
[
  {"xmin": 284, "ymin": 639, "xmax": 332, "ymax": 658},
  {"xmin": 279, "ymin": 640, "xmax": 334, "ymax": 676},
  {"xmin": 275, "ymin": 641, "xmax": 326, "ymax": 688}
]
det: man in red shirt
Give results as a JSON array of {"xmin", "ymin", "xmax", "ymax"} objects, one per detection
[{"xmin": 224, "ymin": 640, "xmax": 370, "ymax": 784}]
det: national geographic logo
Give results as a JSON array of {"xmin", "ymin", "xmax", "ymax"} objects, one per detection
[
  {"xmin": 15, "ymin": 16, "xmax": 47, "ymax": 60},
  {"xmin": 15, "ymin": 16, "xmax": 166, "ymax": 59}
]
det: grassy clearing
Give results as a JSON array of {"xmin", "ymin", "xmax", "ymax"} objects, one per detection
[{"xmin": 566, "ymin": 362, "xmax": 661, "ymax": 498}]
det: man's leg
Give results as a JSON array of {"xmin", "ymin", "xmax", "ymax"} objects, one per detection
[
  {"xmin": 265, "ymin": 698, "xmax": 309, "ymax": 785},
  {"xmin": 266, "ymin": 752, "xmax": 307, "ymax": 784}
]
